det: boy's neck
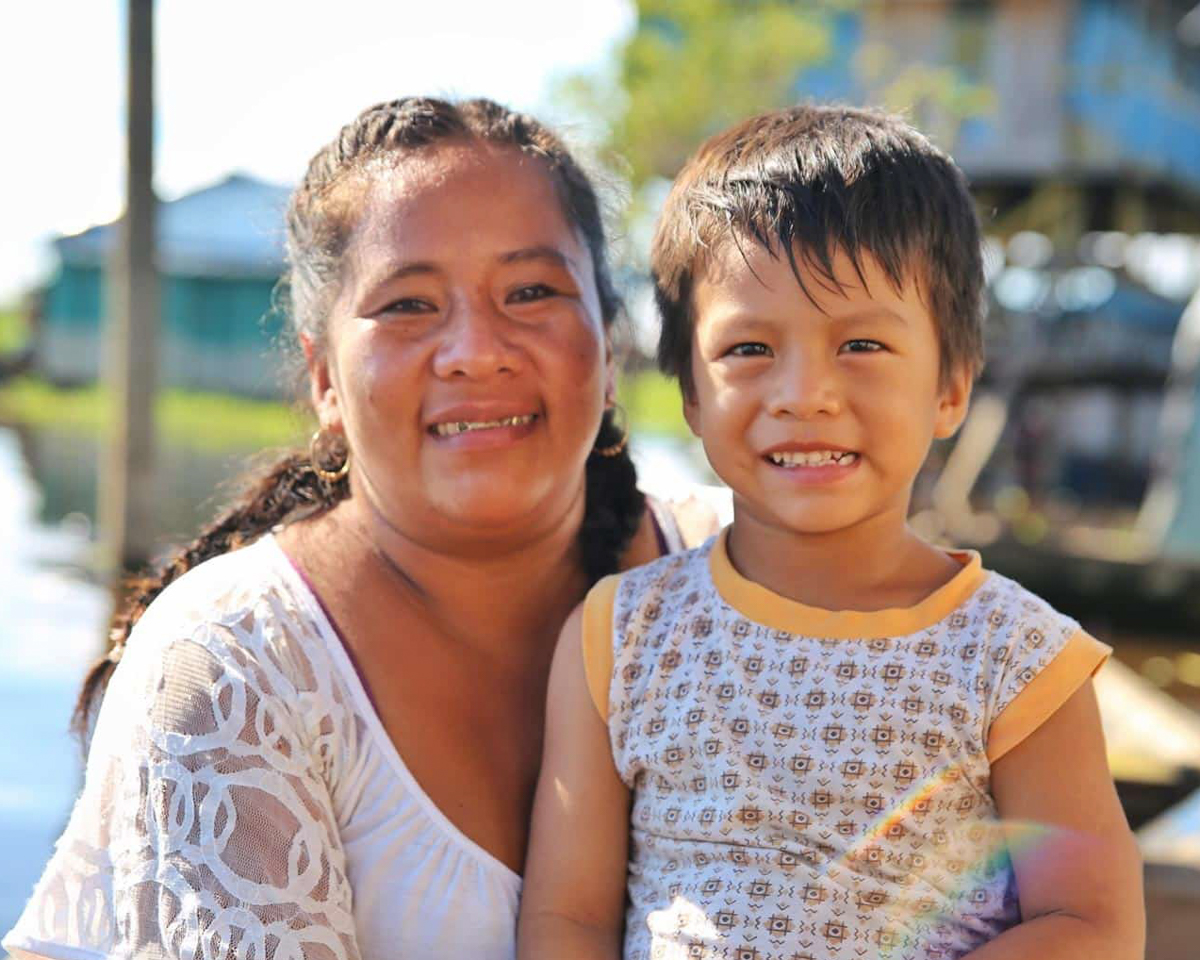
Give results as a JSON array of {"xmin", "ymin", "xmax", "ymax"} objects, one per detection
[{"xmin": 725, "ymin": 506, "xmax": 965, "ymax": 613}]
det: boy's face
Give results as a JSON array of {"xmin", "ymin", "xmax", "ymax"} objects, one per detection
[{"xmin": 683, "ymin": 241, "xmax": 971, "ymax": 540}]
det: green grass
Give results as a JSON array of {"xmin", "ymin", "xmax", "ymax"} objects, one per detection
[
  {"xmin": 620, "ymin": 368, "xmax": 690, "ymax": 438},
  {"xmin": 0, "ymin": 307, "xmax": 27, "ymax": 353},
  {"xmin": 0, "ymin": 376, "xmax": 312, "ymax": 452}
]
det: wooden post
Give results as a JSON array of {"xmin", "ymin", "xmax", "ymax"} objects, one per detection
[{"xmin": 99, "ymin": 0, "xmax": 158, "ymax": 579}]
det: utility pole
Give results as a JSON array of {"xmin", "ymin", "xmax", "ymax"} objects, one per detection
[{"xmin": 99, "ymin": 0, "xmax": 158, "ymax": 579}]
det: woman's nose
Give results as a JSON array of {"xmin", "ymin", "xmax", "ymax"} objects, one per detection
[
  {"xmin": 768, "ymin": 351, "xmax": 841, "ymax": 419},
  {"xmin": 431, "ymin": 298, "xmax": 520, "ymax": 380}
]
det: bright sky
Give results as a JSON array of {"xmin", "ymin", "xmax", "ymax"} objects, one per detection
[{"xmin": 0, "ymin": 0, "xmax": 635, "ymax": 302}]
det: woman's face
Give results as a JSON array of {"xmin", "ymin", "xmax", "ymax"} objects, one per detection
[{"xmin": 308, "ymin": 143, "xmax": 612, "ymax": 551}]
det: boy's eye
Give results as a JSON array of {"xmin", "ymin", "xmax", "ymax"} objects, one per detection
[
  {"xmin": 726, "ymin": 342, "xmax": 772, "ymax": 358},
  {"xmin": 840, "ymin": 339, "xmax": 884, "ymax": 354},
  {"xmin": 507, "ymin": 283, "xmax": 556, "ymax": 304}
]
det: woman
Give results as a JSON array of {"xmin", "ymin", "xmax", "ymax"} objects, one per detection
[{"xmin": 4, "ymin": 98, "xmax": 711, "ymax": 960}]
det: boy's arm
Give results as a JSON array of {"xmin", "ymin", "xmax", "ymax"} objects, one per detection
[
  {"xmin": 517, "ymin": 603, "xmax": 631, "ymax": 960},
  {"xmin": 964, "ymin": 679, "xmax": 1145, "ymax": 960}
]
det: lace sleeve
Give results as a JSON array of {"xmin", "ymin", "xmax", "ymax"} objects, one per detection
[
  {"xmin": 646, "ymin": 487, "xmax": 729, "ymax": 552},
  {"xmin": 4, "ymin": 608, "xmax": 361, "ymax": 960}
]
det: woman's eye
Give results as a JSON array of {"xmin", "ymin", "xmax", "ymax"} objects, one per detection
[
  {"xmin": 726, "ymin": 342, "xmax": 772, "ymax": 358},
  {"xmin": 380, "ymin": 297, "xmax": 435, "ymax": 315},
  {"xmin": 840, "ymin": 339, "xmax": 884, "ymax": 354},
  {"xmin": 507, "ymin": 283, "xmax": 556, "ymax": 304}
]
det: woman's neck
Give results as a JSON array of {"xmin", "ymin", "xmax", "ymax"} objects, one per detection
[{"xmin": 285, "ymin": 490, "xmax": 590, "ymax": 671}]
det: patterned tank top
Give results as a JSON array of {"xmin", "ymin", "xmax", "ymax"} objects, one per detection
[{"xmin": 582, "ymin": 529, "xmax": 1109, "ymax": 960}]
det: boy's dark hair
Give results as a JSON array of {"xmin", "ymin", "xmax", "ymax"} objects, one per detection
[{"xmin": 651, "ymin": 104, "xmax": 985, "ymax": 393}]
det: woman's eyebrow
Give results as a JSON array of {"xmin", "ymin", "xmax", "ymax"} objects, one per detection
[
  {"xmin": 356, "ymin": 260, "xmax": 442, "ymax": 296},
  {"xmin": 498, "ymin": 245, "xmax": 577, "ymax": 270},
  {"xmin": 350, "ymin": 260, "xmax": 442, "ymax": 314},
  {"xmin": 379, "ymin": 260, "xmax": 440, "ymax": 282}
]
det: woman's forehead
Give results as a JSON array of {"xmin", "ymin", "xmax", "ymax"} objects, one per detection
[
  {"xmin": 331, "ymin": 143, "xmax": 595, "ymax": 307},
  {"xmin": 361, "ymin": 143, "xmax": 558, "ymax": 220},
  {"xmin": 348, "ymin": 144, "xmax": 582, "ymax": 258}
]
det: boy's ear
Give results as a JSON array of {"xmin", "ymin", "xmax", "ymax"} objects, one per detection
[
  {"xmin": 681, "ymin": 380, "xmax": 702, "ymax": 439},
  {"xmin": 301, "ymin": 333, "xmax": 343, "ymax": 433},
  {"xmin": 933, "ymin": 362, "xmax": 974, "ymax": 439}
]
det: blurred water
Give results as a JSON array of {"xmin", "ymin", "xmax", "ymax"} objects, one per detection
[{"xmin": 0, "ymin": 428, "xmax": 108, "ymax": 936}]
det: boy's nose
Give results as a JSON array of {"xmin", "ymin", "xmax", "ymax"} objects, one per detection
[
  {"xmin": 431, "ymin": 298, "xmax": 520, "ymax": 380},
  {"xmin": 768, "ymin": 354, "xmax": 841, "ymax": 419}
]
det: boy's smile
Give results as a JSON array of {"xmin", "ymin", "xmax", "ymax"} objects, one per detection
[
  {"xmin": 762, "ymin": 441, "xmax": 860, "ymax": 481},
  {"xmin": 684, "ymin": 240, "xmax": 972, "ymax": 552}
]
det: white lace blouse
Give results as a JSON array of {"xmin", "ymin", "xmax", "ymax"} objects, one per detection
[
  {"xmin": 5, "ymin": 534, "xmax": 519, "ymax": 960},
  {"xmin": 4, "ymin": 499, "xmax": 698, "ymax": 960}
]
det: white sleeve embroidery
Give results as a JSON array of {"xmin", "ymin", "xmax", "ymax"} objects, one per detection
[{"xmin": 5, "ymin": 599, "xmax": 361, "ymax": 960}]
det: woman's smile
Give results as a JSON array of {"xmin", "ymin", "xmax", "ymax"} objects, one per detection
[{"xmin": 428, "ymin": 409, "xmax": 541, "ymax": 449}]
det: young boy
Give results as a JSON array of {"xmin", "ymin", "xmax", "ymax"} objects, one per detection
[{"xmin": 517, "ymin": 106, "xmax": 1144, "ymax": 960}]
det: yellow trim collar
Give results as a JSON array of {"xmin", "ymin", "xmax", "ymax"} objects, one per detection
[{"xmin": 708, "ymin": 527, "xmax": 988, "ymax": 639}]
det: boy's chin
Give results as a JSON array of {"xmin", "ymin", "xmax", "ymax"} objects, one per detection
[{"xmin": 734, "ymin": 500, "xmax": 878, "ymax": 538}]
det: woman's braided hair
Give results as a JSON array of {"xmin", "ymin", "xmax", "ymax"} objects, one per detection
[{"xmin": 72, "ymin": 97, "xmax": 644, "ymax": 739}]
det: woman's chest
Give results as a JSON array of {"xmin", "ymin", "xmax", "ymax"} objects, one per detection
[
  {"xmin": 337, "ymin": 739, "xmax": 522, "ymax": 960},
  {"xmin": 350, "ymin": 636, "xmax": 548, "ymax": 875},
  {"xmin": 326, "ymin": 646, "xmax": 535, "ymax": 959}
]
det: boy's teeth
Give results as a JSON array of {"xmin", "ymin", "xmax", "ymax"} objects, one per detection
[
  {"xmin": 433, "ymin": 414, "xmax": 536, "ymax": 437},
  {"xmin": 768, "ymin": 450, "xmax": 858, "ymax": 467}
]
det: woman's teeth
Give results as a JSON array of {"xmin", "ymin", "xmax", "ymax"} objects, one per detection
[
  {"xmin": 433, "ymin": 414, "xmax": 536, "ymax": 437},
  {"xmin": 768, "ymin": 450, "xmax": 858, "ymax": 467}
]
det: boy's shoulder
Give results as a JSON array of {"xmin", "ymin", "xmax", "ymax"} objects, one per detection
[
  {"xmin": 615, "ymin": 533, "xmax": 719, "ymax": 595},
  {"xmin": 967, "ymin": 564, "xmax": 1081, "ymax": 634},
  {"xmin": 594, "ymin": 534, "xmax": 722, "ymax": 634},
  {"xmin": 958, "ymin": 564, "xmax": 1090, "ymax": 691}
]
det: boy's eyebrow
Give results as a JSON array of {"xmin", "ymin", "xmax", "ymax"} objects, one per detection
[
  {"xmin": 707, "ymin": 306, "xmax": 913, "ymax": 329},
  {"xmin": 700, "ymin": 308, "xmax": 778, "ymax": 330},
  {"xmin": 825, "ymin": 306, "xmax": 911, "ymax": 327}
]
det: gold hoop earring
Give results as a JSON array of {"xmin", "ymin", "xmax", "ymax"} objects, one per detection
[
  {"xmin": 592, "ymin": 403, "xmax": 629, "ymax": 458},
  {"xmin": 309, "ymin": 428, "xmax": 350, "ymax": 482}
]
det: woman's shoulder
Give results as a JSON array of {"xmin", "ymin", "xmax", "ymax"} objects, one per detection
[
  {"xmin": 96, "ymin": 533, "xmax": 359, "ymax": 772},
  {"xmin": 120, "ymin": 534, "xmax": 334, "ymax": 697},
  {"xmin": 644, "ymin": 484, "xmax": 732, "ymax": 551},
  {"xmin": 133, "ymin": 534, "xmax": 286, "ymax": 631}
]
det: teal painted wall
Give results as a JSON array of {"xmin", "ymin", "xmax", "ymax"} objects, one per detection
[
  {"xmin": 42, "ymin": 264, "xmax": 102, "ymax": 331},
  {"xmin": 38, "ymin": 264, "xmax": 285, "ymax": 396}
]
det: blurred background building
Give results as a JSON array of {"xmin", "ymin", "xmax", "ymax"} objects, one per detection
[
  {"xmin": 2, "ymin": 1, "xmax": 1199, "ymax": 956},
  {"xmin": 37, "ymin": 174, "xmax": 288, "ymax": 397}
]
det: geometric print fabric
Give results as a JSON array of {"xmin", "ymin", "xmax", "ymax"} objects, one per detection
[{"xmin": 596, "ymin": 532, "xmax": 1096, "ymax": 960}]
